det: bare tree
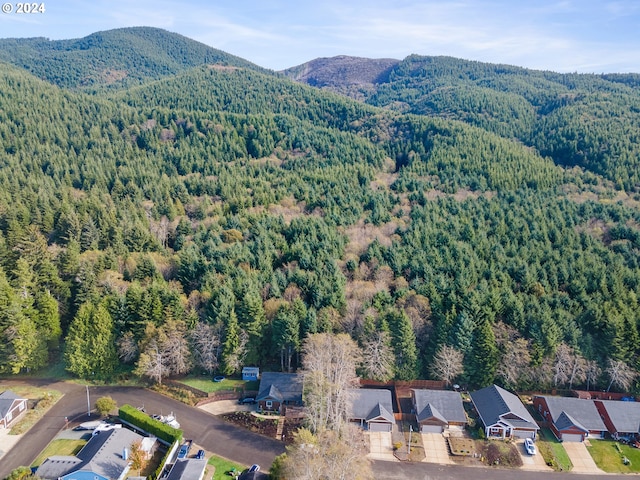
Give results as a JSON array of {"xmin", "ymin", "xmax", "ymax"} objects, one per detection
[
  {"xmin": 552, "ymin": 343, "xmax": 572, "ymax": 387},
  {"xmin": 134, "ymin": 320, "xmax": 192, "ymax": 383},
  {"xmin": 567, "ymin": 352, "xmax": 587, "ymax": 390},
  {"xmin": 585, "ymin": 360, "xmax": 601, "ymax": 391},
  {"xmin": 190, "ymin": 322, "xmax": 220, "ymax": 374},
  {"xmin": 117, "ymin": 331, "xmax": 138, "ymax": 364},
  {"xmin": 496, "ymin": 338, "xmax": 531, "ymax": 388},
  {"xmin": 135, "ymin": 338, "xmax": 168, "ymax": 384},
  {"xmin": 360, "ymin": 331, "xmax": 394, "ymax": 382},
  {"xmin": 162, "ymin": 320, "xmax": 192, "ymax": 376},
  {"xmin": 282, "ymin": 426, "xmax": 372, "ymax": 480},
  {"xmin": 302, "ymin": 333, "xmax": 361, "ymax": 433},
  {"xmin": 430, "ymin": 345, "xmax": 464, "ymax": 386},
  {"xmin": 606, "ymin": 359, "xmax": 637, "ymax": 392}
]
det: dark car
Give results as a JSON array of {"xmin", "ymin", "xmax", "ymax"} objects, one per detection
[
  {"xmin": 195, "ymin": 449, "xmax": 205, "ymax": 459},
  {"xmin": 238, "ymin": 397, "xmax": 256, "ymax": 404}
]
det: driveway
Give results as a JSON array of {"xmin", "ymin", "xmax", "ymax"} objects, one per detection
[
  {"xmin": 368, "ymin": 431, "xmax": 398, "ymax": 461},
  {"xmin": 516, "ymin": 439, "xmax": 553, "ymax": 471},
  {"xmin": 421, "ymin": 433, "xmax": 453, "ymax": 464},
  {"xmin": 563, "ymin": 440, "xmax": 603, "ymax": 474}
]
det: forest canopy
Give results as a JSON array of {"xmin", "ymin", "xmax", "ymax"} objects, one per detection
[{"xmin": 0, "ymin": 28, "xmax": 639, "ymax": 393}]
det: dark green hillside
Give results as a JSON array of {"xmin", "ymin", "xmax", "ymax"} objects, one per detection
[
  {"xmin": 0, "ymin": 39, "xmax": 639, "ymax": 395},
  {"xmin": 0, "ymin": 27, "xmax": 261, "ymax": 90},
  {"xmin": 289, "ymin": 54, "xmax": 640, "ymax": 190},
  {"xmin": 117, "ymin": 65, "xmax": 560, "ymax": 192}
]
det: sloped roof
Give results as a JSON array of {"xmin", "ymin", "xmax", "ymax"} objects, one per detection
[
  {"xmin": 37, "ymin": 427, "xmax": 144, "ymax": 480},
  {"xmin": 418, "ymin": 403, "xmax": 448, "ymax": 425},
  {"xmin": 35, "ymin": 456, "xmax": 82, "ymax": 479},
  {"xmin": 598, "ymin": 400, "xmax": 640, "ymax": 434},
  {"xmin": 412, "ymin": 389, "xmax": 467, "ymax": 424},
  {"xmin": 555, "ymin": 411, "xmax": 589, "ymax": 433},
  {"xmin": 0, "ymin": 390, "xmax": 25, "ymax": 418},
  {"xmin": 537, "ymin": 396, "xmax": 606, "ymax": 432},
  {"xmin": 256, "ymin": 372, "xmax": 303, "ymax": 403},
  {"xmin": 166, "ymin": 458, "xmax": 207, "ymax": 480},
  {"xmin": 470, "ymin": 384, "xmax": 538, "ymax": 431},
  {"xmin": 348, "ymin": 389, "xmax": 395, "ymax": 424}
]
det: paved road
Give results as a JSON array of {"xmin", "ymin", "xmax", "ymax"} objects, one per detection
[{"xmin": 0, "ymin": 380, "xmax": 285, "ymax": 479}]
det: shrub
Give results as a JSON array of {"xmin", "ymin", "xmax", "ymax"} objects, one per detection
[{"xmin": 118, "ymin": 404, "xmax": 182, "ymax": 444}]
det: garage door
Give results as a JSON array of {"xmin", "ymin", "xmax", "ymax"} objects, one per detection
[
  {"xmin": 561, "ymin": 433, "xmax": 584, "ymax": 442},
  {"xmin": 369, "ymin": 422, "xmax": 391, "ymax": 432},
  {"xmin": 421, "ymin": 425, "xmax": 443, "ymax": 433},
  {"xmin": 513, "ymin": 430, "xmax": 536, "ymax": 439}
]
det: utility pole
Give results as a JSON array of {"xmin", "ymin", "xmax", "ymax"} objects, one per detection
[
  {"xmin": 86, "ymin": 385, "xmax": 91, "ymax": 417},
  {"xmin": 407, "ymin": 424, "xmax": 412, "ymax": 456}
]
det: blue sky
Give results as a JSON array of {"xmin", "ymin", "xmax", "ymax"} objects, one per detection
[{"xmin": 1, "ymin": 0, "xmax": 639, "ymax": 73}]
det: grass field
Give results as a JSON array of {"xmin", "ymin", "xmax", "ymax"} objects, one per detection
[
  {"xmin": 587, "ymin": 439, "xmax": 640, "ymax": 473},
  {"xmin": 207, "ymin": 454, "xmax": 246, "ymax": 480},
  {"xmin": 537, "ymin": 428, "xmax": 572, "ymax": 471},
  {"xmin": 31, "ymin": 439, "xmax": 87, "ymax": 468},
  {"xmin": 179, "ymin": 376, "xmax": 254, "ymax": 393}
]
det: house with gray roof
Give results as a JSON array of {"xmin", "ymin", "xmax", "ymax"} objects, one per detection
[
  {"xmin": 533, "ymin": 395, "xmax": 606, "ymax": 442},
  {"xmin": 470, "ymin": 384, "xmax": 539, "ymax": 439},
  {"xmin": 412, "ymin": 389, "xmax": 467, "ymax": 433},
  {"xmin": 595, "ymin": 400, "xmax": 640, "ymax": 438},
  {"xmin": 166, "ymin": 458, "xmax": 207, "ymax": 480},
  {"xmin": 35, "ymin": 427, "xmax": 148, "ymax": 480},
  {"xmin": 348, "ymin": 388, "xmax": 396, "ymax": 432},
  {"xmin": 0, "ymin": 390, "xmax": 27, "ymax": 429},
  {"xmin": 256, "ymin": 372, "xmax": 304, "ymax": 413}
]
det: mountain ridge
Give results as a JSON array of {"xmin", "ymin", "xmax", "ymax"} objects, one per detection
[{"xmin": 0, "ymin": 26, "xmax": 265, "ymax": 90}]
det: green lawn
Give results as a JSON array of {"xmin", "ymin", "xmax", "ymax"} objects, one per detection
[
  {"xmin": 207, "ymin": 454, "xmax": 246, "ymax": 480},
  {"xmin": 31, "ymin": 439, "xmax": 87, "ymax": 468},
  {"xmin": 587, "ymin": 439, "xmax": 640, "ymax": 473},
  {"xmin": 179, "ymin": 376, "xmax": 254, "ymax": 393},
  {"xmin": 537, "ymin": 428, "xmax": 572, "ymax": 471}
]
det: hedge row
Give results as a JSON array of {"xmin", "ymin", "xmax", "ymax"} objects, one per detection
[{"xmin": 119, "ymin": 404, "xmax": 183, "ymax": 444}]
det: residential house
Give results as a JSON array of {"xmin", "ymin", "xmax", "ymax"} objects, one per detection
[
  {"xmin": 347, "ymin": 388, "xmax": 396, "ymax": 432},
  {"xmin": 595, "ymin": 400, "xmax": 640, "ymax": 438},
  {"xmin": 533, "ymin": 395, "xmax": 606, "ymax": 442},
  {"xmin": 35, "ymin": 427, "xmax": 151, "ymax": 480},
  {"xmin": 256, "ymin": 372, "xmax": 304, "ymax": 413},
  {"xmin": 242, "ymin": 367, "xmax": 260, "ymax": 382},
  {"xmin": 0, "ymin": 390, "xmax": 28, "ymax": 429},
  {"xmin": 412, "ymin": 389, "xmax": 467, "ymax": 433},
  {"xmin": 166, "ymin": 458, "xmax": 207, "ymax": 480},
  {"xmin": 470, "ymin": 384, "xmax": 539, "ymax": 439}
]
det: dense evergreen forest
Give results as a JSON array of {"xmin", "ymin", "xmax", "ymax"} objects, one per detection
[{"xmin": 0, "ymin": 28, "xmax": 639, "ymax": 393}]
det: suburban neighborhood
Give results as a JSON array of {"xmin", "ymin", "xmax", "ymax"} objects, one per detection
[{"xmin": 3, "ymin": 372, "xmax": 640, "ymax": 479}]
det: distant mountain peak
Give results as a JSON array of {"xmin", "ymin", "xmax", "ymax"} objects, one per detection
[{"xmin": 282, "ymin": 55, "xmax": 400, "ymax": 88}]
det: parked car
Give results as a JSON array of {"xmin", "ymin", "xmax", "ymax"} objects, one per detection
[
  {"xmin": 195, "ymin": 449, "xmax": 205, "ymax": 460},
  {"xmin": 177, "ymin": 440, "xmax": 193, "ymax": 459},
  {"xmin": 238, "ymin": 397, "xmax": 256, "ymax": 404},
  {"xmin": 524, "ymin": 438, "xmax": 536, "ymax": 455}
]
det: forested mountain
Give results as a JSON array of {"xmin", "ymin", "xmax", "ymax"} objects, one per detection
[
  {"xmin": 0, "ymin": 29, "xmax": 639, "ymax": 395},
  {"xmin": 285, "ymin": 55, "xmax": 640, "ymax": 190},
  {"xmin": 0, "ymin": 27, "xmax": 262, "ymax": 90}
]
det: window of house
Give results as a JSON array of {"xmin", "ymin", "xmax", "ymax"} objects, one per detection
[{"xmin": 266, "ymin": 400, "xmax": 273, "ymax": 409}]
